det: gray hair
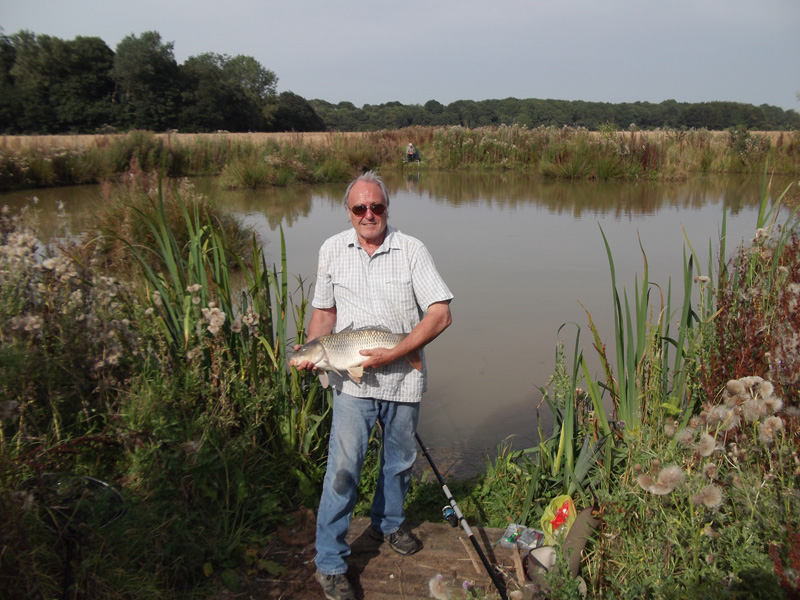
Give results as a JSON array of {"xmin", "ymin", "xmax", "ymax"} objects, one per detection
[{"xmin": 343, "ymin": 171, "xmax": 390, "ymax": 207}]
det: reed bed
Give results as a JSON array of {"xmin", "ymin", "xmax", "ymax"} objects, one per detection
[{"xmin": 2, "ymin": 126, "xmax": 797, "ymax": 192}]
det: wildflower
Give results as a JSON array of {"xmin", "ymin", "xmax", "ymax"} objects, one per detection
[
  {"xmin": 725, "ymin": 379, "xmax": 746, "ymax": 397},
  {"xmin": 758, "ymin": 416, "xmax": 784, "ymax": 445},
  {"xmin": 704, "ymin": 405, "xmax": 735, "ymax": 430},
  {"xmin": 742, "ymin": 398, "xmax": 766, "ymax": 422},
  {"xmin": 675, "ymin": 428, "xmax": 696, "ymax": 446},
  {"xmin": 201, "ymin": 306, "xmax": 226, "ymax": 336},
  {"xmin": 0, "ymin": 400, "xmax": 19, "ymax": 420},
  {"xmin": 145, "ymin": 307, "xmax": 155, "ymax": 316},
  {"xmin": 753, "ymin": 227, "xmax": 771, "ymax": 242},
  {"xmin": 186, "ymin": 284, "xmax": 202, "ymax": 294},
  {"xmin": 428, "ymin": 574, "xmax": 452, "ymax": 600},
  {"xmin": 755, "ymin": 380, "xmax": 774, "ymax": 398},
  {"xmin": 656, "ymin": 466, "xmax": 685, "ymax": 491},
  {"xmin": 23, "ymin": 315, "xmax": 43, "ymax": 332},
  {"xmin": 740, "ymin": 375, "xmax": 762, "ymax": 389},
  {"xmin": 703, "ymin": 524, "xmax": 719, "ymax": 538},
  {"xmin": 692, "ymin": 484, "xmax": 723, "ymax": 509},
  {"xmin": 696, "ymin": 433, "xmax": 716, "ymax": 457},
  {"xmin": 636, "ymin": 474, "xmax": 655, "ymax": 491},
  {"xmin": 186, "ymin": 347, "xmax": 204, "ymax": 362},
  {"xmin": 184, "ymin": 440, "xmax": 202, "ymax": 454},
  {"xmin": 12, "ymin": 490, "xmax": 34, "ymax": 512},
  {"xmin": 764, "ymin": 395, "xmax": 783, "ymax": 414},
  {"xmin": 638, "ymin": 465, "xmax": 685, "ymax": 495},
  {"xmin": 664, "ymin": 421, "xmax": 678, "ymax": 438},
  {"xmin": 696, "ymin": 275, "xmax": 710, "ymax": 284},
  {"xmin": 231, "ymin": 316, "xmax": 243, "ymax": 333},
  {"xmin": 242, "ymin": 309, "xmax": 260, "ymax": 334},
  {"xmin": 152, "ymin": 290, "xmax": 162, "ymax": 307},
  {"xmin": 703, "ymin": 462, "xmax": 717, "ymax": 480}
]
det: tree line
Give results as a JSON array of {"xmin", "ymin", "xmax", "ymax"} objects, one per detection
[
  {"xmin": 1, "ymin": 29, "xmax": 798, "ymax": 135},
  {"xmin": 310, "ymin": 97, "xmax": 800, "ymax": 132},
  {"xmin": 0, "ymin": 30, "xmax": 325, "ymax": 134}
]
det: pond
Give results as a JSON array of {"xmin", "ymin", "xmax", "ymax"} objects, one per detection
[{"xmin": 2, "ymin": 171, "xmax": 793, "ymax": 476}]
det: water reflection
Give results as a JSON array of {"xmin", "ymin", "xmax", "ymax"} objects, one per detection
[{"xmin": 0, "ymin": 172, "xmax": 792, "ymax": 476}]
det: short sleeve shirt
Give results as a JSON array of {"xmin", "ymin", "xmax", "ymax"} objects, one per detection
[{"xmin": 312, "ymin": 225, "xmax": 453, "ymax": 402}]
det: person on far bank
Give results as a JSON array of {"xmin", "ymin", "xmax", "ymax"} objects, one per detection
[
  {"xmin": 292, "ymin": 171, "xmax": 453, "ymax": 600},
  {"xmin": 406, "ymin": 142, "xmax": 419, "ymax": 163}
]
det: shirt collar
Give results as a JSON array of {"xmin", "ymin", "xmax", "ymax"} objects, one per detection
[{"xmin": 345, "ymin": 225, "xmax": 398, "ymax": 254}]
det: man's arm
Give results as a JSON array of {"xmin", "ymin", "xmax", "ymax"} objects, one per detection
[
  {"xmin": 359, "ymin": 300, "xmax": 452, "ymax": 369},
  {"xmin": 291, "ymin": 306, "xmax": 337, "ymax": 371}
]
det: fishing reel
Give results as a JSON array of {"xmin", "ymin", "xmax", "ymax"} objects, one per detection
[{"xmin": 442, "ymin": 505, "xmax": 458, "ymax": 527}]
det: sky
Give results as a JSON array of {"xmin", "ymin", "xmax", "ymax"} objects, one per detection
[{"xmin": 2, "ymin": 0, "xmax": 799, "ymax": 111}]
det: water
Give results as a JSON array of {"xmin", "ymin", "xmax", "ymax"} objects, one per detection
[{"xmin": 2, "ymin": 172, "xmax": 792, "ymax": 476}]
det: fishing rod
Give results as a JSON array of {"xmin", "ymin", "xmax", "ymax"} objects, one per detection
[{"xmin": 415, "ymin": 432, "xmax": 508, "ymax": 600}]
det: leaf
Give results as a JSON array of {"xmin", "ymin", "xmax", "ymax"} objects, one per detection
[
  {"xmin": 220, "ymin": 568, "xmax": 239, "ymax": 591},
  {"xmin": 202, "ymin": 562, "xmax": 214, "ymax": 577},
  {"xmin": 260, "ymin": 560, "xmax": 285, "ymax": 576}
]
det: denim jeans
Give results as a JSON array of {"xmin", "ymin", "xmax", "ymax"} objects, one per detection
[{"xmin": 315, "ymin": 390, "xmax": 420, "ymax": 575}]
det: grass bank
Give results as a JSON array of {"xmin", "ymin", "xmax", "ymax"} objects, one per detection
[{"xmin": 2, "ymin": 126, "xmax": 798, "ymax": 191}]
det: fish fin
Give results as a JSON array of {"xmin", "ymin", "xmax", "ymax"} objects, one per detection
[
  {"xmin": 347, "ymin": 366, "xmax": 364, "ymax": 383},
  {"xmin": 338, "ymin": 323, "xmax": 355, "ymax": 333},
  {"xmin": 358, "ymin": 324, "xmax": 392, "ymax": 333},
  {"xmin": 405, "ymin": 351, "xmax": 422, "ymax": 371},
  {"xmin": 318, "ymin": 372, "xmax": 330, "ymax": 389}
]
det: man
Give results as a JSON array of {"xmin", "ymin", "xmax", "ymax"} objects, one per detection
[
  {"xmin": 292, "ymin": 171, "xmax": 453, "ymax": 600},
  {"xmin": 406, "ymin": 142, "xmax": 418, "ymax": 163}
]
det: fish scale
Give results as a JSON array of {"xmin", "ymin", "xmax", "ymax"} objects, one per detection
[
  {"xmin": 321, "ymin": 329, "xmax": 408, "ymax": 366},
  {"xmin": 289, "ymin": 326, "xmax": 421, "ymax": 389}
]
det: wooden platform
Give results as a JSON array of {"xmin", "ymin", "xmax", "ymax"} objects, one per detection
[{"xmin": 257, "ymin": 516, "xmax": 526, "ymax": 599}]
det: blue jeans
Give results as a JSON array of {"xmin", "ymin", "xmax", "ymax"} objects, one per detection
[{"xmin": 315, "ymin": 390, "xmax": 419, "ymax": 575}]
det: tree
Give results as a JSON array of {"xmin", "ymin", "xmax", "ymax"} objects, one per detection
[
  {"xmin": 179, "ymin": 53, "xmax": 277, "ymax": 132},
  {"xmin": 7, "ymin": 31, "xmax": 60, "ymax": 132},
  {"xmin": 272, "ymin": 91, "xmax": 326, "ymax": 131},
  {"xmin": 0, "ymin": 33, "xmax": 20, "ymax": 132},
  {"xmin": 222, "ymin": 54, "xmax": 277, "ymax": 104},
  {"xmin": 112, "ymin": 31, "xmax": 180, "ymax": 131},
  {"xmin": 424, "ymin": 99, "xmax": 444, "ymax": 114},
  {"xmin": 53, "ymin": 36, "xmax": 116, "ymax": 131}
]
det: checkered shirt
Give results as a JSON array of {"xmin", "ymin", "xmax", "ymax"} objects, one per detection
[{"xmin": 312, "ymin": 226, "xmax": 453, "ymax": 402}]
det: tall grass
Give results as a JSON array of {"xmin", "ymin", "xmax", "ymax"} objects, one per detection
[
  {"xmin": 3, "ymin": 126, "xmax": 797, "ymax": 191},
  {"xmin": 0, "ymin": 177, "xmax": 333, "ymax": 597}
]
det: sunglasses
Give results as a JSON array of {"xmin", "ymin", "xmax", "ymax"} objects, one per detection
[{"xmin": 349, "ymin": 203, "xmax": 387, "ymax": 217}]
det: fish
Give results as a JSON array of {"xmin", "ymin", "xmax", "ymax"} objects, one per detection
[{"xmin": 289, "ymin": 325, "xmax": 422, "ymax": 389}]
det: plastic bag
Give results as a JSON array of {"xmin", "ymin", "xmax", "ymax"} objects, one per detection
[{"xmin": 540, "ymin": 494, "xmax": 576, "ymax": 545}]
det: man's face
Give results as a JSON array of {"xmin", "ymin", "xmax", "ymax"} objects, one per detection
[{"xmin": 346, "ymin": 180, "xmax": 388, "ymax": 246}]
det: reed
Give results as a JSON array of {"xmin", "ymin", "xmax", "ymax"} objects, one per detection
[{"xmin": 3, "ymin": 127, "xmax": 797, "ymax": 192}]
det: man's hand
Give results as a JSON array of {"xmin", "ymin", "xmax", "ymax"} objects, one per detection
[
  {"xmin": 289, "ymin": 345, "xmax": 317, "ymax": 372},
  {"xmin": 358, "ymin": 347, "xmax": 397, "ymax": 370},
  {"xmin": 290, "ymin": 306, "xmax": 336, "ymax": 372}
]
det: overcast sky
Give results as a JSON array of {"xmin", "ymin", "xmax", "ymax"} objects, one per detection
[{"xmin": 2, "ymin": 0, "xmax": 799, "ymax": 111}]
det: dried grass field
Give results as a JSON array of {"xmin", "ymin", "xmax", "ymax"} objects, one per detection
[{"xmin": 0, "ymin": 131, "xmax": 368, "ymax": 151}]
